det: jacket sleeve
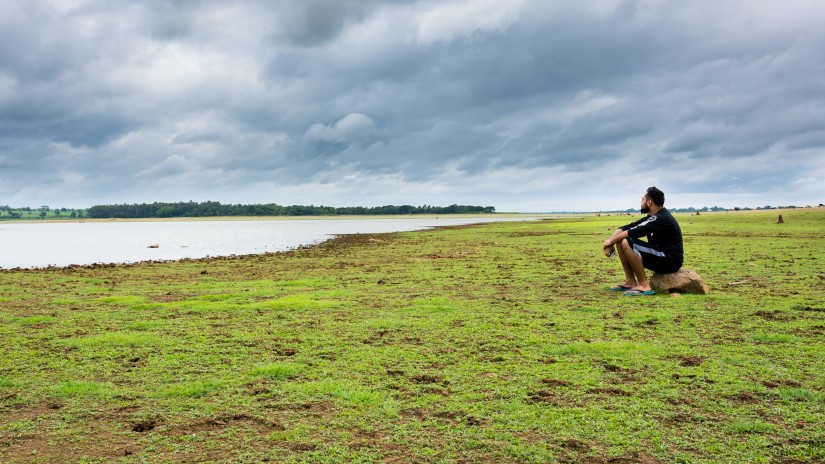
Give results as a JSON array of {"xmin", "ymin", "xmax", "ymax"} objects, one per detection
[
  {"xmin": 623, "ymin": 215, "xmax": 668, "ymax": 239},
  {"xmin": 620, "ymin": 217, "xmax": 647, "ymax": 232}
]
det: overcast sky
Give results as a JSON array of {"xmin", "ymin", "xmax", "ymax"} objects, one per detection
[{"xmin": 1, "ymin": 0, "xmax": 824, "ymax": 212}]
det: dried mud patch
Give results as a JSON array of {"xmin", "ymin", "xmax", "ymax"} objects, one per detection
[
  {"xmin": 312, "ymin": 232, "xmax": 399, "ymax": 254},
  {"xmin": 0, "ymin": 404, "xmax": 140, "ymax": 463},
  {"xmin": 348, "ymin": 429, "xmax": 391, "ymax": 449},
  {"xmin": 601, "ymin": 452, "xmax": 664, "ymax": 464},
  {"xmin": 567, "ymin": 450, "xmax": 664, "ymax": 464},
  {"xmin": 562, "ymin": 438, "xmax": 590, "ymax": 451},
  {"xmin": 728, "ymin": 391, "xmax": 762, "ymax": 403},
  {"xmin": 411, "ymin": 374, "xmax": 448, "ymax": 385},
  {"xmin": 752, "ymin": 310, "xmax": 797, "ymax": 321},
  {"xmin": 432, "ymin": 410, "xmax": 485, "ymax": 426},
  {"xmin": 792, "ymin": 305, "xmax": 825, "ymax": 313},
  {"xmin": 762, "ymin": 379, "xmax": 803, "ymax": 389},
  {"xmin": 0, "ymin": 402, "xmax": 63, "ymax": 424},
  {"xmin": 542, "ymin": 378, "xmax": 571, "ymax": 388},
  {"xmin": 400, "ymin": 407, "xmax": 432, "ymax": 422},
  {"xmin": 527, "ymin": 389, "xmax": 562, "ymax": 405},
  {"xmin": 300, "ymin": 400, "xmax": 336, "ymax": 415},
  {"xmin": 165, "ymin": 413, "xmax": 285, "ymax": 437},
  {"xmin": 130, "ymin": 418, "xmax": 158, "ymax": 433},
  {"xmin": 665, "ymin": 355, "xmax": 705, "ymax": 367},
  {"xmin": 586, "ymin": 387, "xmax": 631, "ymax": 397},
  {"xmin": 601, "ymin": 363, "xmax": 641, "ymax": 382}
]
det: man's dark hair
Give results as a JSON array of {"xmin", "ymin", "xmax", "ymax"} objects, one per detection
[{"xmin": 646, "ymin": 186, "xmax": 665, "ymax": 206}]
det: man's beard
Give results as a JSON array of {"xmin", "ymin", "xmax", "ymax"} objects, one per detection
[{"xmin": 641, "ymin": 206, "xmax": 650, "ymax": 214}]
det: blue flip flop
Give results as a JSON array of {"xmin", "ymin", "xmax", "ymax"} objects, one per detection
[
  {"xmin": 609, "ymin": 285, "xmax": 634, "ymax": 292},
  {"xmin": 623, "ymin": 289, "xmax": 656, "ymax": 297}
]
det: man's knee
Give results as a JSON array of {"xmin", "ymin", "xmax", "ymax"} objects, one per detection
[{"xmin": 620, "ymin": 239, "xmax": 641, "ymax": 260}]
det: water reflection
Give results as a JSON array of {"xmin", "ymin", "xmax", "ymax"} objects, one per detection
[{"xmin": 0, "ymin": 217, "xmax": 535, "ymax": 269}]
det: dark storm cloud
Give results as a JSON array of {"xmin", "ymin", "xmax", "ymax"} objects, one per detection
[{"xmin": 1, "ymin": 0, "xmax": 823, "ymax": 210}]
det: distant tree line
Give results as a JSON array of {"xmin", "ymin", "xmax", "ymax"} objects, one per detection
[
  {"xmin": 85, "ymin": 201, "xmax": 496, "ymax": 218},
  {"xmin": 0, "ymin": 205, "xmax": 86, "ymax": 220}
]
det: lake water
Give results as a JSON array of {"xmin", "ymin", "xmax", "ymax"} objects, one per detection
[{"xmin": 0, "ymin": 217, "xmax": 537, "ymax": 269}]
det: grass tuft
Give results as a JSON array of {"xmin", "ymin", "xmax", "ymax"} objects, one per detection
[
  {"xmin": 11, "ymin": 315, "xmax": 58, "ymax": 325},
  {"xmin": 59, "ymin": 332, "xmax": 162, "ymax": 348},
  {"xmin": 161, "ymin": 381, "xmax": 223, "ymax": 398},
  {"xmin": 250, "ymin": 362, "xmax": 305, "ymax": 380},
  {"xmin": 726, "ymin": 419, "xmax": 772, "ymax": 434},
  {"xmin": 49, "ymin": 381, "xmax": 116, "ymax": 399}
]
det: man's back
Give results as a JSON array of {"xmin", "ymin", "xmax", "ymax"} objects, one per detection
[{"xmin": 622, "ymin": 207, "xmax": 683, "ymax": 264}]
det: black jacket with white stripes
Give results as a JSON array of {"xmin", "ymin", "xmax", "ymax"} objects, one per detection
[{"xmin": 620, "ymin": 207, "xmax": 684, "ymax": 265}]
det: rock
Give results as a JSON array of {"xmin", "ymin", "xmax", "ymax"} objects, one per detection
[
  {"xmin": 650, "ymin": 269, "xmax": 709, "ymax": 295},
  {"xmin": 147, "ymin": 244, "xmax": 160, "ymax": 248}
]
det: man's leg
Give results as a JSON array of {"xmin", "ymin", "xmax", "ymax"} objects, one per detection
[
  {"xmin": 615, "ymin": 239, "xmax": 637, "ymax": 288},
  {"xmin": 618, "ymin": 238, "xmax": 650, "ymax": 291}
]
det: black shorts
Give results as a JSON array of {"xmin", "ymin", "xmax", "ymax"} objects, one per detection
[{"xmin": 627, "ymin": 237, "xmax": 682, "ymax": 274}]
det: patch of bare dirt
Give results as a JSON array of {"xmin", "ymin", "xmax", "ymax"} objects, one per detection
[
  {"xmin": 571, "ymin": 451, "xmax": 664, "ymax": 464},
  {"xmin": 411, "ymin": 374, "xmax": 447, "ymax": 385},
  {"xmin": 753, "ymin": 310, "xmax": 796, "ymax": 321},
  {"xmin": 792, "ymin": 306, "xmax": 825, "ymax": 313},
  {"xmin": 729, "ymin": 391, "xmax": 761, "ymax": 403},
  {"xmin": 668, "ymin": 355, "xmax": 705, "ymax": 367},
  {"xmin": 603, "ymin": 452, "xmax": 665, "ymax": 464},
  {"xmin": 363, "ymin": 329, "xmax": 394, "ymax": 345},
  {"xmin": 527, "ymin": 390, "xmax": 561, "ymax": 405},
  {"xmin": 417, "ymin": 249, "xmax": 480, "ymax": 260},
  {"xmin": 586, "ymin": 387, "xmax": 631, "ymax": 396},
  {"xmin": 563, "ymin": 438, "xmax": 590, "ymax": 451},
  {"xmin": 601, "ymin": 363, "xmax": 640, "ymax": 383},
  {"xmin": 542, "ymin": 378, "xmax": 571, "ymax": 388},
  {"xmin": 298, "ymin": 401, "xmax": 335, "ymax": 416},
  {"xmin": 399, "ymin": 408, "xmax": 453, "ymax": 426},
  {"xmin": 163, "ymin": 412, "xmax": 285, "ymax": 438},
  {"xmin": 0, "ymin": 403, "xmax": 140, "ymax": 463},
  {"xmin": 348, "ymin": 429, "xmax": 390, "ymax": 450},
  {"xmin": 762, "ymin": 379, "xmax": 803, "ymax": 389},
  {"xmin": 131, "ymin": 419, "xmax": 158, "ymax": 432}
]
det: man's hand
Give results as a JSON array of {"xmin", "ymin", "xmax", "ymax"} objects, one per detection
[
  {"xmin": 603, "ymin": 230, "xmax": 625, "ymax": 257},
  {"xmin": 603, "ymin": 245, "xmax": 615, "ymax": 257}
]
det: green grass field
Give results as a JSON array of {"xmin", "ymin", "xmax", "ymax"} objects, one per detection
[{"xmin": 1, "ymin": 210, "xmax": 823, "ymax": 463}]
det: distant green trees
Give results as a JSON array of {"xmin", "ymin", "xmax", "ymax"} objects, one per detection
[
  {"xmin": 86, "ymin": 202, "xmax": 496, "ymax": 219},
  {"xmin": 0, "ymin": 206, "xmax": 86, "ymax": 220}
]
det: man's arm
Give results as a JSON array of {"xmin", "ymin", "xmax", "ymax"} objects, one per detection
[{"xmin": 603, "ymin": 229, "xmax": 629, "ymax": 256}]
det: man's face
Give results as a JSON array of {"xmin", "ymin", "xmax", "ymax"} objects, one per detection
[{"xmin": 641, "ymin": 195, "xmax": 652, "ymax": 214}]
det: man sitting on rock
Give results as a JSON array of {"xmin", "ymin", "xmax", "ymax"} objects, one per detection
[{"xmin": 602, "ymin": 187, "xmax": 683, "ymax": 296}]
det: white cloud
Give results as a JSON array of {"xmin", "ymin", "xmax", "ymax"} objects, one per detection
[
  {"xmin": 412, "ymin": 0, "xmax": 525, "ymax": 45},
  {"xmin": 137, "ymin": 154, "xmax": 190, "ymax": 178},
  {"xmin": 560, "ymin": 90, "xmax": 621, "ymax": 125},
  {"xmin": 305, "ymin": 113, "xmax": 377, "ymax": 143}
]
